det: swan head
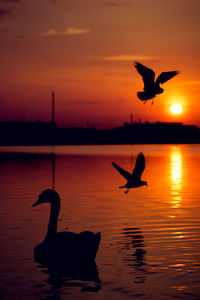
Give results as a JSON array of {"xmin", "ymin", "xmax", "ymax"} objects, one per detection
[{"xmin": 32, "ymin": 189, "xmax": 60, "ymax": 207}]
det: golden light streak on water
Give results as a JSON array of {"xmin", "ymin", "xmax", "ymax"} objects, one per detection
[{"xmin": 170, "ymin": 147, "xmax": 182, "ymax": 209}]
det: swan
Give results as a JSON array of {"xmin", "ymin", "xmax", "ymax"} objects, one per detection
[
  {"xmin": 112, "ymin": 152, "xmax": 147, "ymax": 193},
  {"xmin": 32, "ymin": 189, "xmax": 101, "ymax": 264},
  {"xmin": 134, "ymin": 61, "xmax": 179, "ymax": 104}
]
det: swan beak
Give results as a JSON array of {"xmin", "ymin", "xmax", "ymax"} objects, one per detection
[{"xmin": 32, "ymin": 198, "xmax": 42, "ymax": 207}]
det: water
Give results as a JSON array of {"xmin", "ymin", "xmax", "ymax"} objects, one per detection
[{"xmin": 0, "ymin": 144, "xmax": 200, "ymax": 299}]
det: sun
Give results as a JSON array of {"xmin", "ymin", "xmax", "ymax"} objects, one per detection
[{"xmin": 170, "ymin": 103, "xmax": 182, "ymax": 115}]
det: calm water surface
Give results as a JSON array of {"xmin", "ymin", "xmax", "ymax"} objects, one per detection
[{"xmin": 0, "ymin": 144, "xmax": 200, "ymax": 300}]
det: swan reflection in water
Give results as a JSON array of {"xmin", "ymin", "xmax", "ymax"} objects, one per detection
[
  {"xmin": 121, "ymin": 227, "xmax": 147, "ymax": 283},
  {"xmin": 32, "ymin": 189, "xmax": 101, "ymax": 293}
]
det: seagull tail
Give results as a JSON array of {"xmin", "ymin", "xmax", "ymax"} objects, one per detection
[{"xmin": 137, "ymin": 92, "xmax": 154, "ymax": 101}]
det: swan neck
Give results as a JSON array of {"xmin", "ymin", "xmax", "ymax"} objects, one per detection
[{"xmin": 45, "ymin": 198, "xmax": 60, "ymax": 241}]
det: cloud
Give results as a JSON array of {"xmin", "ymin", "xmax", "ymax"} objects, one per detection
[
  {"xmin": 0, "ymin": 9, "xmax": 10, "ymax": 17},
  {"xmin": 42, "ymin": 27, "xmax": 91, "ymax": 36},
  {"xmin": 102, "ymin": 1, "xmax": 132, "ymax": 7},
  {"xmin": 51, "ymin": 0, "xmax": 61, "ymax": 3},
  {"xmin": 66, "ymin": 27, "xmax": 91, "ymax": 35},
  {"xmin": 88, "ymin": 55, "xmax": 157, "ymax": 61},
  {"xmin": 0, "ymin": 1, "xmax": 20, "ymax": 18}
]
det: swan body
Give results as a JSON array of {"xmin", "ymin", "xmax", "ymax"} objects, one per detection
[
  {"xmin": 33, "ymin": 189, "xmax": 101, "ymax": 264},
  {"xmin": 112, "ymin": 152, "xmax": 147, "ymax": 193},
  {"xmin": 134, "ymin": 61, "xmax": 179, "ymax": 104}
]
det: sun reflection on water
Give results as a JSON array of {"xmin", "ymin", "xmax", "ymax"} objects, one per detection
[{"xmin": 170, "ymin": 147, "xmax": 182, "ymax": 209}]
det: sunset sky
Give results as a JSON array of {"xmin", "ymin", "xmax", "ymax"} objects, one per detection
[{"xmin": 0, "ymin": 0, "xmax": 199, "ymax": 128}]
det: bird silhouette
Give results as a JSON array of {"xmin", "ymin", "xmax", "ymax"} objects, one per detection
[
  {"xmin": 32, "ymin": 189, "xmax": 101, "ymax": 265},
  {"xmin": 134, "ymin": 61, "xmax": 179, "ymax": 104},
  {"xmin": 112, "ymin": 152, "xmax": 147, "ymax": 193}
]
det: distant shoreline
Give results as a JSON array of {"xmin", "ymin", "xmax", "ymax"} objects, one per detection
[{"xmin": 0, "ymin": 121, "xmax": 200, "ymax": 145}]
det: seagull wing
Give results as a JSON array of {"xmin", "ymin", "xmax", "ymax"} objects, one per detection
[
  {"xmin": 156, "ymin": 71, "xmax": 179, "ymax": 85},
  {"xmin": 132, "ymin": 152, "xmax": 145, "ymax": 180},
  {"xmin": 134, "ymin": 61, "xmax": 155, "ymax": 90},
  {"xmin": 112, "ymin": 162, "xmax": 131, "ymax": 181}
]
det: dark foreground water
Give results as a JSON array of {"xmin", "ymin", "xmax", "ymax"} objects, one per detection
[{"xmin": 0, "ymin": 144, "xmax": 200, "ymax": 300}]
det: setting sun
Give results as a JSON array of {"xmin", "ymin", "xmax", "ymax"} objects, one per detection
[{"xmin": 170, "ymin": 103, "xmax": 183, "ymax": 115}]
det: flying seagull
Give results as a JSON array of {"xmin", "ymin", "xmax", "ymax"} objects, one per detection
[
  {"xmin": 112, "ymin": 152, "xmax": 147, "ymax": 194},
  {"xmin": 134, "ymin": 61, "xmax": 179, "ymax": 105}
]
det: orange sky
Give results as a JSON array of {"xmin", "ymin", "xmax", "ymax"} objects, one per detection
[{"xmin": 0, "ymin": 0, "xmax": 199, "ymax": 128}]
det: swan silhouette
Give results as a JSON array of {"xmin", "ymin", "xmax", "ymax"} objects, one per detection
[
  {"xmin": 112, "ymin": 152, "xmax": 147, "ymax": 193},
  {"xmin": 134, "ymin": 61, "xmax": 179, "ymax": 104},
  {"xmin": 32, "ymin": 189, "xmax": 101, "ymax": 264}
]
